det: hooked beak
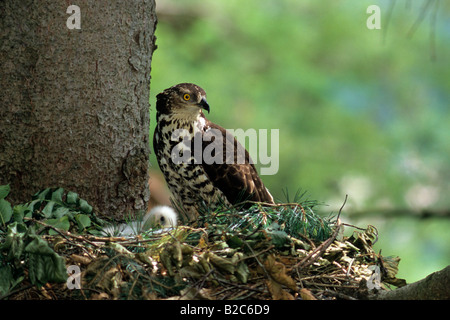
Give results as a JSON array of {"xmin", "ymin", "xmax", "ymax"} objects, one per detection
[{"xmin": 198, "ymin": 97, "xmax": 210, "ymax": 114}]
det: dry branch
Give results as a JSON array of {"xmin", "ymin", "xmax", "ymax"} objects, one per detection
[{"xmin": 373, "ymin": 265, "xmax": 450, "ymax": 300}]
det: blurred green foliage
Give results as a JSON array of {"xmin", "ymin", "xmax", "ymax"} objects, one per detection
[{"xmin": 149, "ymin": 0, "xmax": 450, "ymax": 282}]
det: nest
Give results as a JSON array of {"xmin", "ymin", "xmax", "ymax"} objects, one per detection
[{"xmin": 1, "ymin": 190, "xmax": 406, "ymax": 300}]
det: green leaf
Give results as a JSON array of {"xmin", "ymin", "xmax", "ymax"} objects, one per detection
[
  {"xmin": 0, "ymin": 198, "xmax": 13, "ymax": 225},
  {"xmin": 226, "ymin": 235, "xmax": 244, "ymax": 249},
  {"xmin": 0, "ymin": 265, "xmax": 14, "ymax": 296},
  {"xmin": 45, "ymin": 216, "xmax": 70, "ymax": 235},
  {"xmin": 42, "ymin": 201, "xmax": 56, "ymax": 218},
  {"xmin": 24, "ymin": 235, "xmax": 68, "ymax": 286},
  {"xmin": 1, "ymin": 222, "xmax": 27, "ymax": 261},
  {"xmin": 0, "ymin": 184, "xmax": 11, "ymax": 200},
  {"xmin": 12, "ymin": 204, "xmax": 30, "ymax": 223},
  {"xmin": 66, "ymin": 191, "xmax": 79, "ymax": 205},
  {"xmin": 53, "ymin": 206, "xmax": 70, "ymax": 219},
  {"xmin": 267, "ymin": 229, "xmax": 290, "ymax": 248},
  {"xmin": 0, "ymin": 265, "xmax": 25, "ymax": 297},
  {"xmin": 75, "ymin": 214, "xmax": 91, "ymax": 231},
  {"xmin": 51, "ymin": 188, "xmax": 64, "ymax": 204},
  {"xmin": 27, "ymin": 199, "xmax": 42, "ymax": 214},
  {"xmin": 79, "ymin": 199, "xmax": 93, "ymax": 214},
  {"xmin": 34, "ymin": 188, "xmax": 51, "ymax": 200}
]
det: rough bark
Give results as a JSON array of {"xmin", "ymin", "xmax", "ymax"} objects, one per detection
[
  {"xmin": 373, "ymin": 265, "xmax": 450, "ymax": 300},
  {"xmin": 0, "ymin": 0, "xmax": 157, "ymax": 218}
]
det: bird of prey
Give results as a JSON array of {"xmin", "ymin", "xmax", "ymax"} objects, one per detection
[
  {"xmin": 153, "ymin": 83, "xmax": 274, "ymax": 223},
  {"xmin": 102, "ymin": 205, "xmax": 178, "ymax": 237}
]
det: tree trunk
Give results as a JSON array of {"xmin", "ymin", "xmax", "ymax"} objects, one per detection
[
  {"xmin": 373, "ymin": 265, "xmax": 450, "ymax": 300},
  {"xmin": 0, "ymin": 0, "xmax": 157, "ymax": 219}
]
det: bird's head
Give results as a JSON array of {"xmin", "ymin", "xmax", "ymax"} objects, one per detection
[
  {"xmin": 143, "ymin": 205, "xmax": 178, "ymax": 229},
  {"xmin": 156, "ymin": 83, "xmax": 210, "ymax": 118}
]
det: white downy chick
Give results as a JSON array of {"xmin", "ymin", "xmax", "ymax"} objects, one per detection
[
  {"xmin": 102, "ymin": 205, "xmax": 178, "ymax": 237},
  {"xmin": 142, "ymin": 205, "xmax": 178, "ymax": 230}
]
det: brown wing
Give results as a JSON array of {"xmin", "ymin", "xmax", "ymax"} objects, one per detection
[{"xmin": 201, "ymin": 119, "xmax": 274, "ymax": 206}]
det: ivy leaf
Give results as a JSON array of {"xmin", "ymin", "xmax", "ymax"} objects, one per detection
[
  {"xmin": 45, "ymin": 216, "xmax": 70, "ymax": 235},
  {"xmin": 51, "ymin": 188, "xmax": 65, "ymax": 204},
  {"xmin": 24, "ymin": 235, "xmax": 68, "ymax": 286},
  {"xmin": 265, "ymin": 222, "xmax": 290, "ymax": 248},
  {"xmin": 1, "ymin": 222, "xmax": 28, "ymax": 263},
  {"xmin": 79, "ymin": 199, "xmax": 93, "ymax": 214},
  {"xmin": 34, "ymin": 188, "xmax": 51, "ymax": 200},
  {"xmin": 13, "ymin": 204, "xmax": 30, "ymax": 223},
  {"xmin": 66, "ymin": 191, "xmax": 79, "ymax": 205},
  {"xmin": 75, "ymin": 214, "xmax": 91, "ymax": 231},
  {"xmin": 0, "ymin": 184, "xmax": 11, "ymax": 200},
  {"xmin": 26, "ymin": 199, "xmax": 42, "ymax": 214},
  {"xmin": 42, "ymin": 201, "xmax": 56, "ymax": 218},
  {"xmin": 0, "ymin": 265, "xmax": 13, "ymax": 296},
  {"xmin": 0, "ymin": 264, "xmax": 25, "ymax": 297},
  {"xmin": 0, "ymin": 198, "xmax": 13, "ymax": 226},
  {"xmin": 53, "ymin": 206, "xmax": 70, "ymax": 219}
]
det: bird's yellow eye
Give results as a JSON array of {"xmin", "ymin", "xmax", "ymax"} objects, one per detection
[{"xmin": 183, "ymin": 94, "xmax": 191, "ymax": 101}]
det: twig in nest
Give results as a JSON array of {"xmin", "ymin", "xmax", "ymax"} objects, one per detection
[
  {"xmin": 214, "ymin": 279, "xmax": 265, "ymax": 296},
  {"xmin": 0, "ymin": 284, "xmax": 34, "ymax": 300},
  {"xmin": 244, "ymin": 242, "xmax": 271, "ymax": 278},
  {"xmin": 181, "ymin": 269, "xmax": 215, "ymax": 299},
  {"xmin": 235, "ymin": 245, "xmax": 275, "ymax": 264},
  {"xmin": 24, "ymin": 217, "xmax": 100, "ymax": 248},
  {"xmin": 293, "ymin": 195, "xmax": 347, "ymax": 270}
]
